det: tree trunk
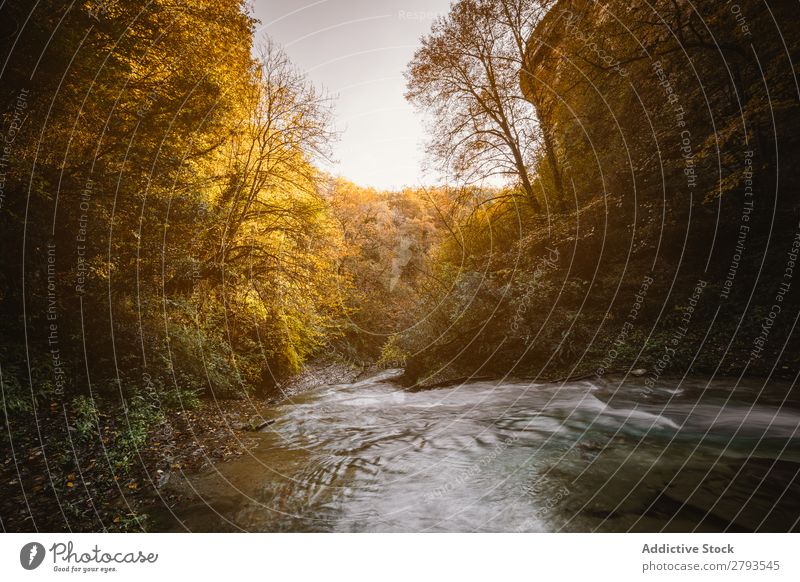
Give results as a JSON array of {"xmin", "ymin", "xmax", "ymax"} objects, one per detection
[{"xmin": 541, "ymin": 125, "xmax": 567, "ymax": 211}]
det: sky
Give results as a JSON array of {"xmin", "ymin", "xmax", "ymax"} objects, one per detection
[{"xmin": 251, "ymin": 0, "xmax": 453, "ymax": 190}]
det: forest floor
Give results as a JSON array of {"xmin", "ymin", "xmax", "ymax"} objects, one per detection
[{"xmin": 0, "ymin": 359, "xmax": 365, "ymax": 532}]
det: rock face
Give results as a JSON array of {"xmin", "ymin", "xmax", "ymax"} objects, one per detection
[
  {"xmin": 513, "ymin": 0, "xmax": 800, "ymax": 379},
  {"xmin": 522, "ymin": 0, "xmax": 798, "ymax": 212}
]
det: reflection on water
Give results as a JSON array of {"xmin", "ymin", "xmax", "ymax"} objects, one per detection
[{"xmin": 153, "ymin": 370, "xmax": 800, "ymax": 532}]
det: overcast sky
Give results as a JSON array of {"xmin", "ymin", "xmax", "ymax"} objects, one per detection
[{"xmin": 251, "ymin": 0, "xmax": 453, "ymax": 190}]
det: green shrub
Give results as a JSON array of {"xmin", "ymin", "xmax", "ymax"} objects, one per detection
[{"xmin": 71, "ymin": 395, "xmax": 100, "ymax": 441}]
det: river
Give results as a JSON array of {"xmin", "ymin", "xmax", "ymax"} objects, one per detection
[{"xmin": 153, "ymin": 370, "xmax": 800, "ymax": 532}]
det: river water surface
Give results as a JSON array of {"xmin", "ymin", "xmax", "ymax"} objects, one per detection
[{"xmin": 155, "ymin": 370, "xmax": 800, "ymax": 532}]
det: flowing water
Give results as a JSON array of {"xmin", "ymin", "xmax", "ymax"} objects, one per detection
[{"xmin": 154, "ymin": 370, "xmax": 800, "ymax": 532}]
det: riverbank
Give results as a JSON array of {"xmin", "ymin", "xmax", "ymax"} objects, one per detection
[
  {"xmin": 401, "ymin": 333, "xmax": 800, "ymax": 391},
  {"xmin": 0, "ymin": 396, "xmax": 270, "ymax": 531},
  {"xmin": 0, "ymin": 358, "xmax": 366, "ymax": 532}
]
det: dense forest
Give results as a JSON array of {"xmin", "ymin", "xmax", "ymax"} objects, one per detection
[{"xmin": 1, "ymin": 0, "xmax": 798, "ymax": 531}]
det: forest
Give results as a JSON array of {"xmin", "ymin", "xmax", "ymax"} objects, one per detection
[{"xmin": 1, "ymin": 0, "xmax": 799, "ymax": 532}]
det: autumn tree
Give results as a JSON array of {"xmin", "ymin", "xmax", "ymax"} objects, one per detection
[
  {"xmin": 405, "ymin": 0, "xmax": 556, "ymax": 213},
  {"xmin": 206, "ymin": 41, "xmax": 345, "ymax": 378},
  {"xmin": 0, "ymin": 0, "xmax": 350, "ymax": 398},
  {"xmin": 327, "ymin": 180, "xmax": 447, "ymax": 357}
]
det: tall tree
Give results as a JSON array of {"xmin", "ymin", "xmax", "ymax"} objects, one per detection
[{"xmin": 405, "ymin": 0, "xmax": 554, "ymax": 213}]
